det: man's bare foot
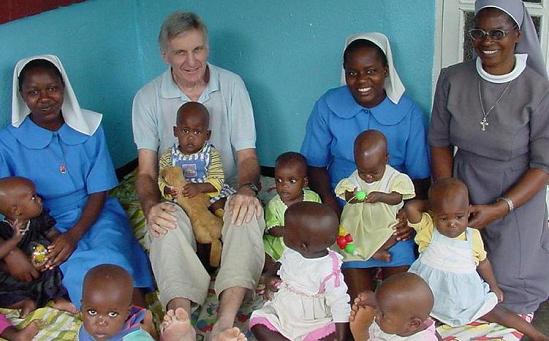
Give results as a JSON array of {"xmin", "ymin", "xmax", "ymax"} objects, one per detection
[
  {"xmin": 160, "ymin": 308, "xmax": 195, "ymax": 341},
  {"xmin": 372, "ymin": 249, "xmax": 392, "ymax": 262},
  {"xmin": 1, "ymin": 320, "xmax": 40, "ymax": 341},
  {"xmin": 215, "ymin": 327, "xmax": 247, "ymax": 341},
  {"xmin": 349, "ymin": 293, "xmax": 376, "ymax": 341},
  {"xmin": 51, "ymin": 298, "xmax": 78, "ymax": 314}
]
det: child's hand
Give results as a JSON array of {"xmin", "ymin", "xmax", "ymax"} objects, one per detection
[
  {"xmin": 364, "ymin": 191, "xmax": 384, "ymax": 204},
  {"xmin": 345, "ymin": 188, "xmax": 363, "ymax": 204},
  {"xmin": 3, "ymin": 248, "xmax": 39, "ymax": 282},
  {"xmin": 182, "ymin": 183, "xmax": 201, "ymax": 198},
  {"xmin": 267, "ymin": 226, "xmax": 284, "ymax": 237},
  {"xmin": 164, "ymin": 186, "xmax": 179, "ymax": 198},
  {"xmin": 10, "ymin": 219, "xmax": 25, "ymax": 242},
  {"xmin": 492, "ymin": 286, "xmax": 504, "ymax": 302},
  {"xmin": 261, "ymin": 275, "xmax": 281, "ymax": 301}
]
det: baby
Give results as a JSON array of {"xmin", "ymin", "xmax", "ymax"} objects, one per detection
[
  {"xmin": 158, "ymin": 102, "xmax": 234, "ymax": 217},
  {"xmin": 78, "ymin": 264, "xmax": 156, "ymax": 340},
  {"xmin": 80, "ymin": 264, "xmax": 247, "ymax": 341},
  {"xmin": 349, "ymin": 272, "xmax": 438, "ymax": 340},
  {"xmin": 263, "ymin": 152, "xmax": 321, "ymax": 262},
  {"xmin": 335, "ymin": 130, "xmax": 415, "ymax": 298},
  {"xmin": 251, "ymin": 202, "xmax": 350, "ymax": 341},
  {"xmin": 0, "ymin": 176, "xmax": 75, "ymax": 316},
  {"xmin": 406, "ymin": 178, "xmax": 549, "ymax": 340}
]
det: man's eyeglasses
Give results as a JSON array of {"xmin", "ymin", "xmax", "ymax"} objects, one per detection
[{"xmin": 469, "ymin": 28, "xmax": 514, "ymax": 41}]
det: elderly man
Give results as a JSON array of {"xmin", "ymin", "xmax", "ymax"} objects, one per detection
[{"xmin": 132, "ymin": 11, "xmax": 264, "ymax": 339}]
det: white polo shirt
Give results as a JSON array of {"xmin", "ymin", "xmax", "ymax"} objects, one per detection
[{"xmin": 132, "ymin": 63, "xmax": 256, "ymax": 186}]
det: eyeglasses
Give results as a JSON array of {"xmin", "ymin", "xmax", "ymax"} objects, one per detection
[{"xmin": 468, "ymin": 28, "xmax": 514, "ymax": 41}]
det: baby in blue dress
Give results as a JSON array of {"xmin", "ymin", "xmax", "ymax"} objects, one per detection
[{"xmin": 405, "ymin": 178, "xmax": 548, "ymax": 340}]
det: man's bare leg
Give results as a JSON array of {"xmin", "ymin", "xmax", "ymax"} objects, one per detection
[
  {"xmin": 210, "ymin": 287, "xmax": 247, "ymax": 340},
  {"xmin": 167, "ymin": 297, "xmax": 192, "ymax": 316}
]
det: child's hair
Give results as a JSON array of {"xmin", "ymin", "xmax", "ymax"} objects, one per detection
[
  {"xmin": 83, "ymin": 264, "xmax": 132, "ymax": 297},
  {"xmin": 176, "ymin": 101, "xmax": 210, "ymax": 127},
  {"xmin": 284, "ymin": 201, "xmax": 338, "ymax": 252},
  {"xmin": 354, "ymin": 129, "xmax": 387, "ymax": 156},
  {"xmin": 428, "ymin": 178, "xmax": 469, "ymax": 206},
  {"xmin": 275, "ymin": 152, "xmax": 307, "ymax": 171},
  {"xmin": 377, "ymin": 272, "xmax": 434, "ymax": 325},
  {"xmin": 18, "ymin": 59, "xmax": 64, "ymax": 91}
]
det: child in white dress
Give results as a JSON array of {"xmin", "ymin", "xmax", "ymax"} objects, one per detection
[
  {"xmin": 250, "ymin": 202, "xmax": 350, "ymax": 341},
  {"xmin": 349, "ymin": 272, "xmax": 438, "ymax": 340},
  {"xmin": 405, "ymin": 178, "xmax": 548, "ymax": 340}
]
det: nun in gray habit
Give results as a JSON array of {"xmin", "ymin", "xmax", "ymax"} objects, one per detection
[{"xmin": 429, "ymin": 0, "xmax": 549, "ymax": 314}]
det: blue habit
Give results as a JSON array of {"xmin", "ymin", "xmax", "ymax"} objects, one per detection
[{"xmin": 0, "ymin": 117, "xmax": 153, "ymax": 307}]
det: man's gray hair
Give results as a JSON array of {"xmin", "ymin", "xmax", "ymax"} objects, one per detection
[{"xmin": 158, "ymin": 11, "xmax": 208, "ymax": 51}]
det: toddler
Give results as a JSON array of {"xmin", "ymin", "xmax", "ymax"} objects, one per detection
[
  {"xmin": 263, "ymin": 152, "xmax": 321, "ymax": 262},
  {"xmin": 349, "ymin": 272, "xmax": 438, "ymax": 340},
  {"xmin": 251, "ymin": 202, "xmax": 350, "ymax": 341},
  {"xmin": 0, "ymin": 176, "xmax": 75, "ymax": 316},
  {"xmin": 158, "ymin": 102, "xmax": 234, "ymax": 217},
  {"xmin": 78, "ymin": 264, "xmax": 156, "ymax": 340},
  {"xmin": 406, "ymin": 178, "xmax": 548, "ymax": 340},
  {"xmin": 335, "ymin": 130, "xmax": 415, "ymax": 297}
]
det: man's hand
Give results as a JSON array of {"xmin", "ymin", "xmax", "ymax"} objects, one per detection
[
  {"xmin": 147, "ymin": 202, "xmax": 178, "ymax": 238},
  {"xmin": 228, "ymin": 186, "xmax": 262, "ymax": 225},
  {"xmin": 4, "ymin": 248, "xmax": 39, "ymax": 282}
]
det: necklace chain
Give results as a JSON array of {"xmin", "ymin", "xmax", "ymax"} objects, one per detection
[{"xmin": 478, "ymin": 80, "xmax": 512, "ymax": 131}]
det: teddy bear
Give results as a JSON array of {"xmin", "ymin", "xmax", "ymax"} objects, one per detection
[{"xmin": 160, "ymin": 166, "xmax": 223, "ymax": 267}]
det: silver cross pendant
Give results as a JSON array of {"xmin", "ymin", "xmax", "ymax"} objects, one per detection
[{"xmin": 480, "ymin": 117, "xmax": 489, "ymax": 131}]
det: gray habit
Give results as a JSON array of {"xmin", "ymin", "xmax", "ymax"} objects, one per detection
[{"xmin": 429, "ymin": 61, "xmax": 549, "ymax": 314}]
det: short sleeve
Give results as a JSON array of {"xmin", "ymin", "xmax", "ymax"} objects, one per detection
[
  {"xmin": 334, "ymin": 177, "xmax": 358, "ymax": 199},
  {"xmin": 529, "ymin": 91, "xmax": 549, "ymax": 172},
  {"xmin": 86, "ymin": 125, "xmax": 118, "ymax": 194},
  {"xmin": 410, "ymin": 212, "xmax": 434, "ymax": 252},
  {"xmin": 429, "ymin": 68, "xmax": 452, "ymax": 148},
  {"xmin": 471, "ymin": 228, "xmax": 487, "ymax": 264},
  {"xmin": 132, "ymin": 89, "xmax": 160, "ymax": 152},
  {"xmin": 405, "ymin": 105, "xmax": 431, "ymax": 179},
  {"xmin": 205, "ymin": 148, "xmax": 224, "ymax": 193},
  {"xmin": 390, "ymin": 173, "xmax": 416, "ymax": 200},
  {"xmin": 229, "ymin": 77, "xmax": 256, "ymax": 151},
  {"xmin": 265, "ymin": 196, "xmax": 285, "ymax": 229},
  {"xmin": 300, "ymin": 99, "xmax": 333, "ymax": 167}
]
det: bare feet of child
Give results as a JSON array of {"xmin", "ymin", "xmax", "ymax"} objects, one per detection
[
  {"xmin": 51, "ymin": 298, "xmax": 78, "ymax": 314},
  {"xmin": 9, "ymin": 299, "xmax": 36, "ymax": 318},
  {"xmin": 142, "ymin": 309, "xmax": 159, "ymax": 340},
  {"xmin": 349, "ymin": 293, "xmax": 376, "ymax": 341},
  {"xmin": 1, "ymin": 320, "xmax": 40, "ymax": 341},
  {"xmin": 372, "ymin": 249, "xmax": 392, "ymax": 262},
  {"xmin": 214, "ymin": 327, "xmax": 247, "ymax": 341},
  {"xmin": 160, "ymin": 308, "xmax": 196, "ymax": 341}
]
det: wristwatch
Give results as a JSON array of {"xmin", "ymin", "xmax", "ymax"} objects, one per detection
[{"xmin": 239, "ymin": 182, "xmax": 259, "ymax": 195}]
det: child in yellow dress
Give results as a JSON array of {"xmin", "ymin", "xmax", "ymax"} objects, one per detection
[{"xmin": 335, "ymin": 130, "xmax": 415, "ymax": 299}]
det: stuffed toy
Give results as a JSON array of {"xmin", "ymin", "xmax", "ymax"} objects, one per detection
[{"xmin": 160, "ymin": 166, "xmax": 223, "ymax": 267}]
